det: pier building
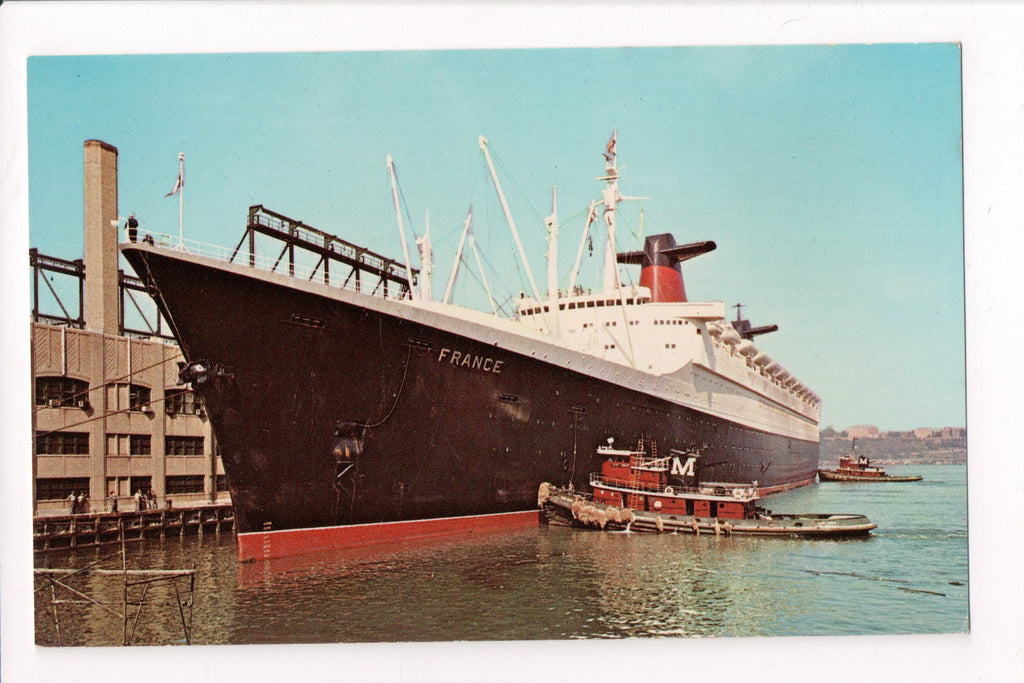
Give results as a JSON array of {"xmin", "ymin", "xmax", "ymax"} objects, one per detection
[{"xmin": 31, "ymin": 140, "xmax": 228, "ymax": 516}]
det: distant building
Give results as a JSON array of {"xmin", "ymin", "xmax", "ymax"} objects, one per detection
[
  {"xmin": 847, "ymin": 425, "xmax": 880, "ymax": 439},
  {"xmin": 31, "ymin": 140, "xmax": 228, "ymax": 516},
  {"xmin": 914, "ymin": 428, "xmax": 936, "ymax": 439},
  {"xmin": 940, "ymin": 427, "xmax": 966, "ymax": 439}
]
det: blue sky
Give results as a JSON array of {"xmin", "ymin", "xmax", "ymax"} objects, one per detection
[{"xmin": 26, "ymin": 45, "xmax": 964, "ymax": 431}]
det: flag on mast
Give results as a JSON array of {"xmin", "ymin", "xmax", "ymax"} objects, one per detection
[
  {"xmin": 604, "ymin": 130, "xmax": 617, "ymax": 160},
  {"xmin": 164, "ymin": 164, "xmax": 184, "ymax": 197},
  {"xmin": 164, "ymin": 152, "xmax": 186, "ymax": 248}
]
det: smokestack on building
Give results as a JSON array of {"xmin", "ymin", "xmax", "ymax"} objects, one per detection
[
  {"xmin": 83, "ymin": 139, "xmax": 119, "ymax": 334},
  {"xmin": 31, "ymin": 140, "xmax": 227, "ymax": 519}
]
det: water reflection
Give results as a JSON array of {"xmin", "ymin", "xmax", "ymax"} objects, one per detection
[{"xmin": 36, "ymin": 465, "xmax": 968, "ymax": 645}]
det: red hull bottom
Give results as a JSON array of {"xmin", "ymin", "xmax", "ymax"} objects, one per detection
[{"xmin": 237, "ymin": 509, "xmax": 542, "ymax": 562}]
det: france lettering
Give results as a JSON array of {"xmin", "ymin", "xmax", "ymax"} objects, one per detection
[{"xmin": 438, "ymin": 348, "xmax": 504, "ymax": 374}]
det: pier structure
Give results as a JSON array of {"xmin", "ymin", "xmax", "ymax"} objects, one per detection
[
  {"xmin": 31, "ymin": 140, "xmax": 228, "ymax": 516},
  {"xmin": 34, "ymin": 503, "xmax": 234, "ymax": 553},
  {"xmin": 35, "ymin": 522, "xmax": 198, "ymax": 646}
]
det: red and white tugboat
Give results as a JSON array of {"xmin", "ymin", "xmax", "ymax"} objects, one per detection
[
  {"xmin": 540, "ymin": 439, "xmax": 877, "ymax": 537},
  {"xmin": 817, "ymin": 440, "xmax": 923, "ymax": 482}
]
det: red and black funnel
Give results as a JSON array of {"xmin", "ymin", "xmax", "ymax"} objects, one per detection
[{"xmin": 618, "ymin": 234, "xmax": 716, "ymax": 303}]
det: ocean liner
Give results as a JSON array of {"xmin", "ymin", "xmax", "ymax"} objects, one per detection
[{"xmin": 122, "ymin": 132, "xmax": 821, "ymax": 561}]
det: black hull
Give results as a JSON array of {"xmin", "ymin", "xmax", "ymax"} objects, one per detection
[{"xmin": 124, "ymin": 247, "xmax": 819, "ymax": 535}]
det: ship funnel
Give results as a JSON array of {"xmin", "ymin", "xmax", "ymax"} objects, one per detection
[{"xmin": 617, "ymin": 234, "xmax": 716, "ymax": 303}]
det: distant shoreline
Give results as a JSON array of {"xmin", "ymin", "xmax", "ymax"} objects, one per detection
[{"xmin": 819, "ymin": 437, "xmax": 967, "ymax": 466}]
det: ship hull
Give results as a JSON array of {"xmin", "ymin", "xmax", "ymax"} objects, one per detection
[
  {"xmin": 124, "ymin": 246, "xmax": 819, "ymax": 559},
  {"xmin": 818, "ymin": 470, "xmax": 922, "ymax": 483}
]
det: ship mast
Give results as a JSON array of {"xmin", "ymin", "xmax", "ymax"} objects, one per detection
[
  {"xmin": 443, "ymin": 208, "xmax": 473, "ymax": 305},
  {"xmin": 545, "ymin": 186, "xmax": 559, "ymax": 337},
  {"xmin": 479, "ymin": 136, "xmax": 544, "ymax": 307},
  {"xmin": 442, "ymin": 207, "xmax": 498, "ymax": 314},
  {"xmin": 386, "ymin": 155, "xmax": 417, "ymax": 300},
  {"xmin": 417, "ymin": 210, "xmax": 433, "ymax": 301},
  {"xmin": 568, "ymin": 201, "xmax": 598, "ymax": 295},
  {"xmin": 601, "ymin": 130, "xmax": 621, "ymax": 293},
  {"xmin": 469, "ymin": 234, "xmax": 499, "ymax": 315}
]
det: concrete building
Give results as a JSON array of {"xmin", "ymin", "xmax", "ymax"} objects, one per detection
[
  {"xmin": 846, "ymin": 425, "xmax": 880, "ymax": 439},
  {"xmin": 31, "ymin": 140, "xmax": 228, "ymax": 516}
]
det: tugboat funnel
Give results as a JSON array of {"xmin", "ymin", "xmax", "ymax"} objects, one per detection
[{"xmin": 618, "ymin": 234, "xmax": 716, "ymax": 303}]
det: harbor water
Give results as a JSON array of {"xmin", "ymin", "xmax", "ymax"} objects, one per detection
[{"xmin": 34, "ymin": 464, "xmax": 967, "ymax": 646}]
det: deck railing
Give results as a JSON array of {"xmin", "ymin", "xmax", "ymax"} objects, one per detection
[
  {"xmin": 589, "ymin": 473, "xmax": 758, "ymax": 500},
  {"xmin": 123, "ymin": 230, "xmax": 413, "ymax": 301}
]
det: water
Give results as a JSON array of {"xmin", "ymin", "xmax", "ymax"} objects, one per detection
[{"xmin": 34, "ymin": 464, "xmax": 967, "ymax": 646}]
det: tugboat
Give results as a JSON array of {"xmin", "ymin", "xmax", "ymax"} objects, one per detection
[
  {"xmin": 539, "ymin": 439, "xmax": 877, "ymax": 537},
  {"xmin": 817, "ymin": 440, "xmax": 923, "ymax": 482}
]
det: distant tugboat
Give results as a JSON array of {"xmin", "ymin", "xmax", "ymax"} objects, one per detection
[
  {"xmin": 539, "ymin": 438, "xmax": 877, "ymax": 538},
  {"xmin": 817, "ymin": 440, "xmax": 923, "ymax": 482}
]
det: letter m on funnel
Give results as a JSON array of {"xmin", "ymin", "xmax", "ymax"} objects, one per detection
[{"xmin": 671, "ymin": 456, "xmax": 697, "ymax": 477}]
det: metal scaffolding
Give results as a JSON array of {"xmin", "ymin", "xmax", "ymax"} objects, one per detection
[
  {"xmin": 30, "ymin": 248, "xmax": 173, "ymax": 339},
  {"xmin": 34, "ymin": 520, "xmax": 197, "ymax": 646},
  {"xmin": 234, "ymin": 205, "xmax": 417, "ymax": 298}
]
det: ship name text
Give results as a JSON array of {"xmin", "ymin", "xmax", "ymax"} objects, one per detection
[{"xmin": 438, "ymin": 348, "xmax": 504, "ymax": 374}]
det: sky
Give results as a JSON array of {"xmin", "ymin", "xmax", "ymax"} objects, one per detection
[{"xmin": 25, "ymin": 45, "xmax": 964, "ymax": 432}]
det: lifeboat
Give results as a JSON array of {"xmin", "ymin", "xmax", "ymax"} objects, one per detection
[
  {"xmin": 720, "ymin": 328, "xmax": 741, "ymax": 345},
  {"xmin": 736, "ymin": 340, "xmax": 758, "ymax": 358},
  {"xmin": 753, "ymin": 351, "xmax": 771, "ymax": 366}
]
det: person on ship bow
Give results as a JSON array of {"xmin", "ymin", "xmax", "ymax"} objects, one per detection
[{"xmin": 127, "ymin": 213, "xmax": 139, "ymax": 242}]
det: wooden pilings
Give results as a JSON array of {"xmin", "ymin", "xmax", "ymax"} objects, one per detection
[{"xmin": 34, "ymin": 505, "xmax": 234, "ymax": 553}]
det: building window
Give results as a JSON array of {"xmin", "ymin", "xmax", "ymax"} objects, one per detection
[
  {"xmin": 106, "ymin": 434, "xmax": 152, "ymax": 456},
  {"xmin": 165, "ymin": 475, "xmax": 205, "ymax": 495},
  {"xmin": 35, "ymin": 376, "xmax": 90, "ymax": 408},
  {"xmin": 166, "ymin": 436, "xmax": 204, "ymax": 456},
  {"xmin": 36, "ymin": 477, "xmax": 90, "ymax": 502},
  {"xmin": 128, "ymin": 384, "xmax": 151, "ymax": 411},
  {"xmin": 130, "ymin": 476, "xmax": 152, "ymax": 495},
  {"xmin": 36, "ymin": 431, "xmax": 89, "ymax": 455},
  {"xmin": 130, "ymin": 434, "xmax": 152, "ymax": 456},
  {"xmin": 165, "ymin": 388, "xmax": 202, "ymax": 416},
  {"xmin": 107, "ymin": 383, "xmax": 153, "ymax": 412},
  {"xmin": 215, "ymin": 475, "xmax": 229, "ymax": 492}
]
